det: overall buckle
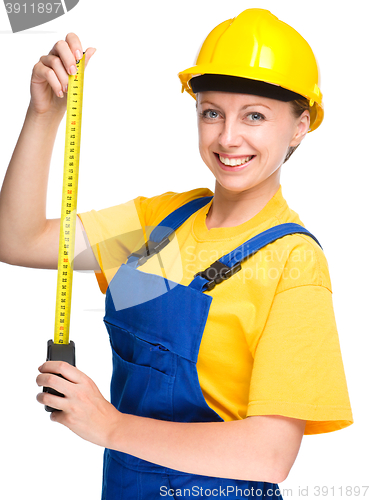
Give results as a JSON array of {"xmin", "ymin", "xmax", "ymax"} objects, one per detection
[
  {"xmin": 195, "ymin": 260, "xmax": 242, "ymax": 291},
  {"xmin": 131, "ymin": 237, "xmax": 171, "ymax": 266}
]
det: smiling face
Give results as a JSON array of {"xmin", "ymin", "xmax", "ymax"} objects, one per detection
[{"xmin": 197, "ymin": 91, "xmax": 310, "ymax": 196}]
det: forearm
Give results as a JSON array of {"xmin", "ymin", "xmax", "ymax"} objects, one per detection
[
  {"xmin": 107, "ymin": 413, "xmax": 304, "ymax": 484},
  {"xmin": 37, "ymin": 362, "xmax": 305, "ymax": 483},
  {"xmin": 0, "ymin": 104, "xmax": 64, "ymax": 261}
]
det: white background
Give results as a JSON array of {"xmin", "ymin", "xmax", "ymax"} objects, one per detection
[{"xmin": 0, "ymin": 1, "xmax": 369, "ymax": 498}]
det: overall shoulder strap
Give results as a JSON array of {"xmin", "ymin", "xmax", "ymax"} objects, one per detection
[
  {"xmin": 190, "ymin": 223, "xmax": 322, "ymax": 292},
  {"xmin": 126, "ymin": 196, "xmax": 213, "ymax": 268},
  {"xmin": 150, "ymin": 196, "xmax": 213, "ymax": 243}
]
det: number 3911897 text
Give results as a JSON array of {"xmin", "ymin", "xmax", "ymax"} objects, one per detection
[{"xmin": 5, "ymin": 3, "xmax": 62, "ymax": 14}]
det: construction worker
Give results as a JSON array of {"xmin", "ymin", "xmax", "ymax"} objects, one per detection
[{"xmin": 0, "ymin": 8, "xmax": 352, "ymax": 499}]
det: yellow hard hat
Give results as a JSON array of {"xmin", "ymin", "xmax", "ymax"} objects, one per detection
[{"xmin": 178, "ymin": 8, "xmax": 324, "ymax": 132}]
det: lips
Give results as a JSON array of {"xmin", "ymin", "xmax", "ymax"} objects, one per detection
[
  {"xmin": 219, "ymin": 154, "xmax": 254, "ymax": 166},
  {"xmin": 214, "ymin": 153, "xmax": 255, "ymax": 171}
]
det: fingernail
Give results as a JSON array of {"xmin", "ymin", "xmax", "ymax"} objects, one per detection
[
  {"xmin": 58, "ymin": 91, "xmax": 64, "ymax": 98},
  {"xmin": 75, "ymin": 49, "xmax": 81, "ymax": 61},
  {"xmin": 69, "ymin": 65, "xmax": 77, "ymax": 75},
  {"xmin": 63, "ymin": 84, "xmax": 68, "ymax": 93}
]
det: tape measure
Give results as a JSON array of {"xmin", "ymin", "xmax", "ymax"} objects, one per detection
[
  {"xmin": 54, "ymin": 53, "xmax": 85, "ymax": 345},
  {"xmin": 44, "ymin": 54, "xmax": 85, "ymax": 412}
]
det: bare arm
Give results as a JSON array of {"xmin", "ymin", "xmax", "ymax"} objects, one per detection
[
  {"xmin": 0, "ymin": 34, "xmax": 98, "ymax": 271},
  {"xmin": 109, "ymin": 413, "xmax": 305, "ymax": 484},
  {"xmin": 37, "ymin": 358, "xmax": 305, "ymax": 483}
]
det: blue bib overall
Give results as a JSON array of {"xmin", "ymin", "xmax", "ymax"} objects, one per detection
[{"xmin": 102, "ymin": 197, "xmax": 322, "ymax": 499}]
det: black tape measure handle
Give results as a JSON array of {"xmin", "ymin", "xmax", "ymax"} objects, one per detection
[{"xmin": 43, "ymin": 340, "xmax": 76, "ymax": 412}]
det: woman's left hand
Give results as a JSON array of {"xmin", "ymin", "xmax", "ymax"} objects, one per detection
[{"xmin": 36, "ymin": 361, "xmax": 121, "ymax": 447}]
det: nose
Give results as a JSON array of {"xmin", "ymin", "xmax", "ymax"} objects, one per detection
[{"xmin": 218, "ymin": 117, "xmax": 244, "ymax": 149}]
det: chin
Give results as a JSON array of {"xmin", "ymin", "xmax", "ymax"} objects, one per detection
[{"xmin": 215, "ymin": 178, "xmax": 255, "ymax": 194}]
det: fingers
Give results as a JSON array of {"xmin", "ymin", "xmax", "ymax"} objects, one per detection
[
  {"xmin": 36, "ymin": 362, "xmax": 81, "ymax": 410},
  {"xmin": 36, "ymin": 372, "xmax": 66, "ymax": 393},
  {"xmin": 49, "ymin": 33, "xmax": 82, "ymax": 68},
  {"xmin": 64, "ymin": 32, "xmax": 84, "ymax": 61},
  {"xmin": 37, "ymin": 55, "xmax": 70, "ymax": 95},
  {"xmin": 34, "ymin": 33, "xmax": 96, "ymax": 98},
  {"xmin": 31, "ymin": 59, "xmax": 65, "ymax": 98},
  {"xmin": 84, "ymin": 47, "xmax": 97, "ymax": 68},
  {"xmin": 36, "ymin": 371, "xmax": 68, "ymax": 411},
  {"xmin": 49, "ymin": 40, "xmax": 78, "ymax": 77},
  {"xmin": 38, "ymin": 361, "xmax": 82, "ymax": 384},
  {"xmin": 36, "ymin": 388, "xmax": 66, "ymax": 412}
]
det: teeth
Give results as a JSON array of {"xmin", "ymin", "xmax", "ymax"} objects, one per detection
[{"xmin": 219, "ymin": 155, "xmax": 253, "ymax": 166}]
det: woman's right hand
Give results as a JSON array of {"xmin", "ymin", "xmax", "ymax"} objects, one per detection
[{"xmin": 30, "ymin": 33, "xmax": 96, "ymax": 116}]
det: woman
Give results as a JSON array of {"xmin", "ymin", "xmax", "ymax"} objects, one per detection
[{"xmin": 0, "ymin": 8, "xmax": 353, "ymax": 499}]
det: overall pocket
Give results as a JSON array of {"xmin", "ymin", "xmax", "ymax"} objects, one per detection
[
  {"xmin": 105, "ymin": 321, "xmax": 176, "ymax": 473},
  {"xmin": 104, "ymin": 320, "xmax": 177, "ymax": 378},
  {"xmin": 109, "ymin": 341, "xmax": 175, "ymax": 422},
  {"xmin": 105, "ymin": 319, "xmax": 176, "ymax": 419}
]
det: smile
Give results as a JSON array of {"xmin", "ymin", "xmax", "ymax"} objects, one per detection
[
  {"xmin": 219, "ymin": 154, "xmax": 254, "ymax": 166},
  {"xmin": 214, "ymin": 153, "xmax": 255, "ymax": 171}
]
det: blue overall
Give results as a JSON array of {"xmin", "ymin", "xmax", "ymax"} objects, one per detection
[{"xmin": 102, "ymin": 196, "xmax": 322, "ymax": 499}]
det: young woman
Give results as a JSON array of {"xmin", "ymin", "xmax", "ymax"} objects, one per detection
[{"xmin": 0, "ymin": 8, "xmax": 353, "ymax": 500}]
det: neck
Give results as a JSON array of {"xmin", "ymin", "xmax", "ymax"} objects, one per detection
[{"xmin": 206, "ymin": 177, "xmax": 281, "ymax": 230}]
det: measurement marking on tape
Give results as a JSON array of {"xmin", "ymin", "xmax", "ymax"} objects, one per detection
[{"xmin": 54, "ymin": 55, "xmax": 85, "ymax": 344}]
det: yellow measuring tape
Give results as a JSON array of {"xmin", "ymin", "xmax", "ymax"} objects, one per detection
[
  {"xmin": 54, "ymin": 54, "xmax": 85, "ymax": 345},
  {"xmin": 44, "ymin": 54, "xmax": 85, "ymax": 411}
]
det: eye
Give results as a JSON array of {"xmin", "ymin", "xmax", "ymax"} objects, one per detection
[
  {"xmin": 200, "ymin": 109, "xmax": 220, "ymax": 120},
  {"xmin": 246, "ymin": 112, "xmax": 265, "ymax": 122}
]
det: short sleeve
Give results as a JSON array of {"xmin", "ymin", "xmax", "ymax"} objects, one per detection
[
  {"xmin": 247, "ymin": 284, "xmax": 353, "ymax": 435},
  {"xmin": 77, "ymin": 188, "xmax": 213, "ymax": 293},
  {"xmin": 77, "ymin": 198, "xmax": 146, "ymax": 293}
]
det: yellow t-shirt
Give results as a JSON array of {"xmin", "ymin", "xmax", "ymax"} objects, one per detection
[{"xmin": 78, "ymin": 185, "xmax": 353, "ymax": 435}]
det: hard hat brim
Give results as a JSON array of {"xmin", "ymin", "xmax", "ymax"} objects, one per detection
[
  {"xmin": 179, "ymin": 68, "xmax": 324, "ymax": 132},
  {"xmin": 190, "ymin": 74, "xmax": 305, "ymax": 102}
]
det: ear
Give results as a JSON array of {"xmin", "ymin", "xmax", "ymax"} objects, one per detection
[{"xmin": 290, "ymin": 110, "xmax": 311, "ymax": 147}]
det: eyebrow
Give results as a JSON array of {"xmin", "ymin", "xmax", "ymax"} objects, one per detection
[{"xmin": 199, "ymin": 100, "xmax": 271, "ymax": 110}]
